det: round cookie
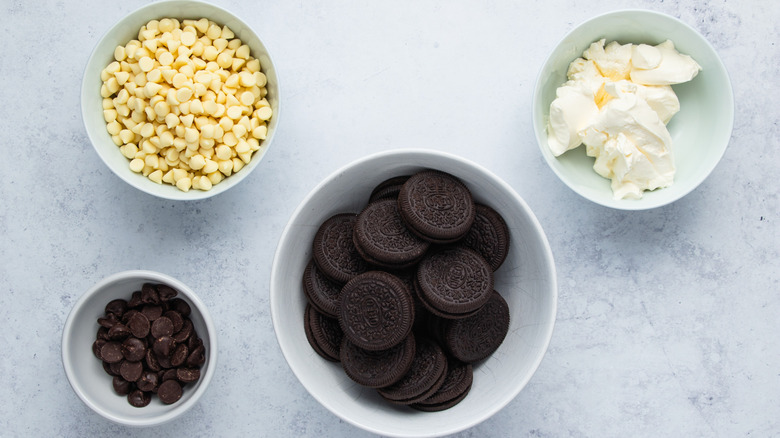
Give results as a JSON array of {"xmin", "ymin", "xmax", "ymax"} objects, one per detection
[
  {"xmin": 312, "ymin": 213, "xmax": 369, "ymax": 284},
  {"xmin": 377, "ymin": 337, "xmax": 448, "ymax": 405},
  {"xmin": 353, "ymin": 199, "xmax": 430, "ymax": 269},
  {"xmin": 397, "ymin": 170, "xmax": 475, "ymax": 243},
  {"xmin": 340, "ymin": 334, "xmax": 416, "ymax": 388},
  {"xmin": 416, "ymin": 246, "xmax": 494, "ymax": 317},
  {"xmin": 368, "ymin": 175, "xmax": 410, "ymax": 203},
  {"xmin": 443, "ymin": 290, "xmax": 510, "ymax": 363},
  {"xmin": 302, "ymin": 259, "xmax": 342, "ymax": 317},
  {"xmin": 304, "ymin": 304, "xmax": 344, "ymax": 362},
  {"xmin": 460, "ymin": 203, "xmax": 510, "ymax": 271},
  {"xmin": 411, "ymin": 359, "xmax": 472, "ymax": 411},
  {"xmin": 338, "ymin": 271, "xmax": 415, "ymax": 351}
]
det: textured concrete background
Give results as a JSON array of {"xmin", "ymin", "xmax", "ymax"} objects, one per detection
[{"xmin": 0, "ymin": 0, "xmax": 777, "ymax": 436}]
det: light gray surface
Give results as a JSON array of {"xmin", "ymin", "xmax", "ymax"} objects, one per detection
[{"xmin": 0, "ymin": 0, "xmax": 777, "ymax": 436}]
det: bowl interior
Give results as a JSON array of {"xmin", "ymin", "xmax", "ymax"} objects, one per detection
[
  {"xmin": 62, "ymin": 271, "xmax": 216, "ymax": 426},
  {"xmin": 270, "ymin": 149, "xmax": 557, "ymax": 437},
  {"xmin": 533, "ymin": 10, "xmax": 733, "ymax": 210},
  {"xmin": 81, "ymin": 0, "xmax": 280, "ymax": 200}
]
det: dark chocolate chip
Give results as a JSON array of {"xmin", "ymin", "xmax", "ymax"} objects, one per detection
[
  {"xmin": 96, "ymin": 326, "xmax": 109, "ymax": 341},
  {"xmin": 102, "ymin": 361, "xmax": 117, "ymax": 376},
  {"xmin": 168, "ymin": 298, "xmax": 191, "ymax": 317},
  {"xmin": 127, "ymin": 389, "xmax": 151, "ymax": 407},
  {"xmin": 187, "ymin": 333, "xmax": 202, "ymax": 351},
  {"xmin": 127, "ymin": 291, "xmax": 143, "ymax": 308},
  {"xmin": 164, "ymin": 310, "xmax": 184, "ymax": 333},
  {"xmin": 170, "ymin": 344, "xmax": 189, "ymax": 367},
  {"xmin": 127, "ymin": 312, "xmax": 150, "ymax": 339},
  {"xmin": 141, "ymin": 304, "xmax": 163, "ymax": 321},
  {"xmin": 153, "ymin": 336, "xmax": 176, "ymax": 358},
  {"xmin": 97, "ymin": 313, "xmax": 119, "ymax": 328},
  {"xmin": 107, "ymin": 323, "xmax": 131, "ymax": 340},
  {"xmin": 121, "ymin": 337, "xmax": 147, "ymax": 362},
  {"xmin": 105, "ymin": 299, "xmax": 128, "ymax": 317},
  {"xmin": 176, "ymin": 367, "xmax": 200, "ymax": 383},
  {"xmin": 112, "ymin": 376, "xmax": 132, "ymax": 395},
  {"xmin": 109, "ymin": 361, "xmax": 123, "ymax": 376},
  {"xmin": 136, "ymin": 371, "xmax": 159, "ymax": 392},
  {"xmin": 145, "ymin": 348, "xmax": 161, "ymax": 372},
  {"xmin": 157, "ymin": 284, "xmax": 178, "ymax": 301},
  {"xmin": 151, "ymin": 316, "xmax": 174, "ymax": 338},
  {"xmin": 157, "ymin": 379, "xmax": 183, "ymax": 404},
  {"xmin": 92, "ymin": 339, "xmax": 107, "ymax": 360},
  {"xmin": 160, "ymin": 368, "xmax": 178, "ymax": 382},
  {"xmin": 121, "ymin": 309, "xmax": 139, "ymax": 324},
  {"xmin": 120, "ymin": 360, "xmax": 143, "ymax": 382},
  {"xmin": 172, "ymin": 319, "xmax": 193, "ymax": 343},
  {"xmin": 141, "ymin": 283, "xmax": 160, "ymax": 304},
  {"xmin": 186, "ymin": 345, "xmax": 206, "ymax": 367},
  {"xmin": 100, "ymin": 342, "xmax": 123, "ymax": 363}
]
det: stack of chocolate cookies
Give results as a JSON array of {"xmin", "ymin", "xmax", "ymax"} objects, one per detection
[{"xmin": 303, "ymin": 169, "xmax": 511, "ymax": 411}]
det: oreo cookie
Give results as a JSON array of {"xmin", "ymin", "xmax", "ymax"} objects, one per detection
[
  {"xmin": 416, "ymin": 246, "xmax": 494, "ymax": 317},
  {"xmin": 368, "ymin": 175, "xmax": 410, "ymax": 203},
  {"xmin": 443, "ymin": 290, "xmax": 510, "ymax": 363},
  {"xmin": 377, "ymin": 337, "xmax": 448, "ymax": 405},
  {"xmin": 353, "ymin": 199, "xmax": 430, "ymax": 269},
  {"xmin": 398, "ymin": 170, "xmax": 475, "ymax": 243},
  {"xmin": 312, "ymin": 213, "xmax": 369, "ymax": 284},
  {"xmin": 304, "ymin": 304, "xmax": 344, "ymax": 362},
  {"xmin": 411, "ymin": 359, "xmax": 472, "ymax": 411},
  {"xmin": 461, "ymin": 204, "xmax": 510, "ymax": 271},
  {"xmin": 340, "ymin": 335, "xmax": 416, "ymax": 388},
  {"xmin": 302, "ymin": 259, "xmax": 342, "ymax": 317},
  {"xmin": 338, "ymin": 271, "xmax": 415, "ymax": 351}
]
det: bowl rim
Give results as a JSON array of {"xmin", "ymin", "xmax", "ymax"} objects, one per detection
[
  {"xmin": 61, "ymin": 269, "xmax": 218, "ymax": 426},
  {"xmin": 532, "ymin": 8, "xmax": 734, "ymax": 210},
  {"xmin": 80, "ymin": 0, "xmax": 282, "ymax": 201},
  {"xmin": 269, "ymin": 148, "xmax": 558, "ymax": 437}
]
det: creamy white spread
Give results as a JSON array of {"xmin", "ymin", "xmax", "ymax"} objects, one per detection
[{"xmin": 546, "ymin": 39, "xmax": 701, "ymax": 199}]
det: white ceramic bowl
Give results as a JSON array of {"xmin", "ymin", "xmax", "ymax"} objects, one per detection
[
  {"xmin": 533, "ymin": 9, "xmax": 733, "ymax": 210},
  {"xmin": 270, "ymin": 149, "xmax": 557, "ymax": 437},
  {"xmin": 81, "ymin": 0, "xmax": 281, "ymax": 200},
  {"xmin": 62, "ymin": 270, "xmax": 217, "ymax": 426}
]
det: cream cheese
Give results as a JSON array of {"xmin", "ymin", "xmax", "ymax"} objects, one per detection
[{"xmin": 546, "ymin": 39, "xmax": 700, "ymax": 199}]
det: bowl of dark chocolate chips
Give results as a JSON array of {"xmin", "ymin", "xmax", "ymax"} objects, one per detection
[{"xmin": 62, "ymin": 270, "xmax": 217, "ymax": 426}]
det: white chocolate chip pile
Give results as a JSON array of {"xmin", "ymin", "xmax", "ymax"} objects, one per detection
[{"xmin": 100, "ymin": 18, "xmax": 272, "ymax": 192}]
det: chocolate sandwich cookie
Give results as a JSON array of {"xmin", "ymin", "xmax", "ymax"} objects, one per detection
[
  {"xmin": 338, "ymin": 271, "xmax": 415, "ymax": 351},
  {"xmin": 368, "ymin": 175, "xmax": 410, "ymax": 203},
  {"xmin": 312, "ymin": 213, "xmax": 369, "ymax": 284},
  {"xmin": 398, "ymin": 170, "xmax": 475, "ymax": 243},
  {"xmin": 416, "ymin": 246, "xmax": 494, "ymax": 317},
  {"xmin": 353, "ymin": 199, "xmax": 430, "ymax": 269},
  {"xmin": 377, "ymin": 337, "xmax": 448, "ymax": 405},
  {"xmin": 304, "ymin": 304, "xmax": 344, "ymax": 362},
  {"xmin": 411, "ymin": 359, "xmax": 472, "ymax": 411},
  {"xmin": 302, "ymin": 259, "xmax": 342, "ymax": 317},
  {"xmin": 443, "ymin": 290, "xmax": 510, "ymax": 363},
  {"xmin": 461, "ymin": 204, "xmax": 510, "ymax": 271},
  {"xmin": 340, "ymin": 334, "xmax": 416, "ymax": 388},
  {"xmin": 412, "ymin": 276, "xmax": 481, "ymax": 320}
]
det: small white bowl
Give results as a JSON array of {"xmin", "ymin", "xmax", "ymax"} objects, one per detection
[
  {"xmin": 270, "ymin": 149, "xmax": 557, "ymax": 437},
  {"xmin": 532, "ymin": 9, "xmax": 733, "ymax": 210},
  {"xmin": 62, "ymin": 270, "xmax": 217, "ymax": 426},
  {"xmin": 81, "ymin": 0, "xmax": 281, "ymax": 200}
]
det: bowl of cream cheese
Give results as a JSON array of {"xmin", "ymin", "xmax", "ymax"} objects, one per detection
[{"xmin": 532, "ymin": 9, "xmax": 733, "ymax": 210}]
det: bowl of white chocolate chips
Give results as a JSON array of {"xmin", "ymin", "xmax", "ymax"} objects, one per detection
[
  {"xmin": 82, "ymin": 0, "xmax": 280, "ymax": 200},
  {"xmin": 533, "ymin": 9, "xmax": 733, "ymax": 210}
]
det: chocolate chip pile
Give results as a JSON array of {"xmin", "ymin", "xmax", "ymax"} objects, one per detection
[
  {"xmin": 92, "ymin": 283, "xmax": 205, "ymax": 407},
  {"xmin": 303, "ymin": 169, "xmax": 511, "ymax": 411}
]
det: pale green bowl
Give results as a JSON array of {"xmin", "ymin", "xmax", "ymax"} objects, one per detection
[{"xmin": 532, "ymin": 10, "xmax": 733, "ymax": 210}]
